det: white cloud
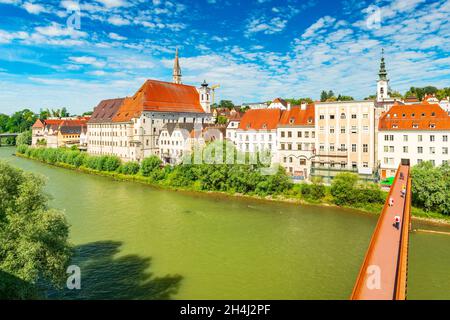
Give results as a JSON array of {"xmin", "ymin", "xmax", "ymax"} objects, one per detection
[
  {"xmin": 108, "ymin": 32, "xmax": 127, "ymax": 41},
  {"xmin": 22, "ymin": 2, "xmax": 46, "ymax": 14},
  {"xmin": 107, "ymin": 15, "xmax": 131, "ymax": 26},
  {"xmin": 96, "ymin": 0, "xmax": 130, "ymax": 8},
  {"xmin": 69, "ymin": 56, "xmax": 106, "ymax": 68},
  {"xmin": 0, "ymin": 30, "xmax": 29, "ymax": 44},
  {"xmin": 246, "ymin": 17, "xmax": 288, "ymax": 35},
  {"xmin": 35, "ymin": 22, "xmax": 87, "ymax": 38},
  {"xmin": 301, "ymin": 16, "xmax": 336, "ymax": 38}
]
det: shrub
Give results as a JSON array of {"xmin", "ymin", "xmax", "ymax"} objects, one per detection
[
  {"xmin": 118, "ymin": 161, "xmax": 140, "ymax": 175},
  {"xmin": 16, "ymin": 144, "xmax": 28, "ymax": 154},
  {"xmin": 103, "ymin": 156, "xmax": 121, "ymax": 172},
  {"xmin": 310, "ymin": 177, "xmax": 326, "ymax": 199},
  {"xmin": 141, "ymin": 156, "xmax": 162, "ymax": 177},
  {"xmin": 16, "ymin": 130, "xmax": 32, "ymax": 146},
  {"xmin": 83, "ymin": 155, "xmax": 100, "ymax": 170},
  {"xmin": 411, "ymin": 161, "xmax": 450, "ymax": 215},
  {"xmin": 72, "ymin": 152, "xmax": 87, "ymax": 168},
  {"xmin": 330, "ymin": 173, "xmax": 359, "ymax": 205}
]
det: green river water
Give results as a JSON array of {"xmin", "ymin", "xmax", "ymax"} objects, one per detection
[{"xmin": 1, "ymin": 147, "xmax": 449, "ymax": 299}]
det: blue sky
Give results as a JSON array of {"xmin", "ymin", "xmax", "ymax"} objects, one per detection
[{"xmin": 0, "ymin": 0, "xmax": 449, "ymax": 114}]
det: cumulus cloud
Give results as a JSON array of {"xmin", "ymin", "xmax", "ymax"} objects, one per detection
[
  {"xmin": 22, "ymin": 2, "xmax": 46, "ymax": 14},
  {"xmin": 108, "ymin": 32, "xmax": 127, "ymax": 41},
  {"xmin": 69, "ymin": 56, "xmax": 106, "ymax": 68}
]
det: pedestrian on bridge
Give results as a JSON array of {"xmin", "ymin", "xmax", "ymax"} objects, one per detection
[
  {"xmin": 394, "ymin": 216, "xmax": 401, "ymax": 230},
  {"xmin": 389, "ymin": 197, "xmax": 394, "ymax": 207}
]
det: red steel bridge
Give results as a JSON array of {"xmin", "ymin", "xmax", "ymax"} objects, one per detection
[{"xmin": 351, "ymin": 164, "xmax": 412, "ymax": 300}]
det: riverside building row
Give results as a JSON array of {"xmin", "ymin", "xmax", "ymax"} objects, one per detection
[{"xmin": 30, "ymin": 50, "xmax": 450, "ymax": 182}]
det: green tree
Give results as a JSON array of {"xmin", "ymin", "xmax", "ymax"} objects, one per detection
[
  {"xmin": 330, "ymin": 173, "xmax": 359, "ymax": 205},
  {"xmin": 39, "ymin": 109, "xmax": 50, "ymax": 120},
  {"xmin": 5, "ymin": 109, "xmax": 37, "ymax": 133},
  {"xmin": 141, "ymin": 156, "xmax": 163, "ymax": 177},
  {"xmin": 285, "ymin": 98, "xmax": 313, "ymax": 105},
  {"xmin": 0, "ymin": 114, "xmax": 9, "ymax": 133},
  {"xmin": 218, "ymin": 100, "xmax": 235, "ymax": 108},
  {"xmin": 390, "ymin": 91, "xmax": 403, "ymax": 99},
  {"xmin": 0, "ymin": 162, "xmax": 72, "ymax": 299},
  {"xmin": 320, "ymin": 90, "xmax": 328, "ymax": 102},
  {"xmin": 217, "ymin": 115, "xmax": 228, "ymax": 125},
  {"xmin": 411, "ymin": 162, "xmax": 450, "ymax": 215},
  {"xmin": 16, "ymin": 130, "xmax": 32, "ymax": 146}
]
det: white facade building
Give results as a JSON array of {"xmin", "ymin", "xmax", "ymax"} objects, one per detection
[
  {"xmin": 312, "ymin": 100, "xmax": 377, "ymax": 181},
  {"xmin": 378, "ymin": 102, "xmax": 450, "ymax": 178},
  {"xmin": 277, "ymin": 103, "xmax": 316, "ymax": 181},
  {"xmin": 235, "ymin": 109, "xmax": 282, "ymax": 161}
]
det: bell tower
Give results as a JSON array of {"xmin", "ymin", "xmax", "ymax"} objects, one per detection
[
  {"xmin": 173, "ymin": 48, "xmax": 182, "ymax": 84},
  {"xmin": 377, "ymin": 49, "xmax": 390, "ymax": 102},
  {"xmin": 198, "ymin": 80, "xmax": 211, "ymax": 113}
]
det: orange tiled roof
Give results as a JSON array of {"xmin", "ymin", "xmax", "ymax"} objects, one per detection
[
  {"xmin": 238, "ymin": 109, "xmax": 282, "ymax": 130},
  {"xmin": 278, "ymin": 104, "xmax": 315, "ymax": 126},
  {"xmin": 113, "ymin": 80, "xmax": 205, "ymax": 122},
  {"xmin": 32, "ymin": 119, "xmax": 45, "ymax": 128},
  {"xmin": 379, "ymin": 103, "xmax": 450, "ymax": 131}
]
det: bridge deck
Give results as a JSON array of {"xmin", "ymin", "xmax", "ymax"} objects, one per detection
[{"xmin": 351, "ymin": 164, "xmax": 411, "ymax": 300}]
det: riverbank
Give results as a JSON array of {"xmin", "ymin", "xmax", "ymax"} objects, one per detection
[{"xmin": 14, "ymin": 150, "xmax": 450, "ymax": 226}]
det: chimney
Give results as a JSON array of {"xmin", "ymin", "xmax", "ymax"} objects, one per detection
[
  {"xmin": 287, "ymin": 102, "xmax": 291, "ymax": 110},
  {"xmin": 301, "ymin": 102, "xmax": 307, "ymax": 110}
]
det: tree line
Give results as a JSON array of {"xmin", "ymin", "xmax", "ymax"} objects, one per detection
[{"xmin": 0, "ymin": 161, "xmax": 71, "ymax": 299}]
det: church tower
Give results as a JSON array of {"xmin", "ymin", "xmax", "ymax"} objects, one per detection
[
  {"xmin": 173, "ymin": 48, "xmax": 182, "ymax": 84},
  {"xmin": 377, "ymin": 49, "xmax": 390, "ymax": 102},
  {"xmin": 198, "ymin": 80, "xmax": 211, "ymax": 113}
]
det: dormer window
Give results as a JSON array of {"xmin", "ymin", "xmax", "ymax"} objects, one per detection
[
  {"xmin": 421, "ymin": 113, "xmax": 426, "ymax": 117},
  {"xmin": 289, "ymin": 117, "xmax": 295, "ymax": 124},
  {"xmin": 411, "ymin": 113, "xmax": 415, "ymax": 117},
  {"xmin": 430, "ymin": 123, "xmax": 436, "ymax": 128},
  {"xmin": 308, "ymin": 117, "xmax": 313, "ymax": 123},
  {"xmin": 402, "ymin": 114, "xmax": 406, "ymax": 118},
  {"xmin": 431, "ymin": 112, "xmax": 436, "ymax": 116},
  {"xmin": 412, "ymin": 123, "xmax": 419, "ymax": 128},
  {"xmin": 387, "ymin": 114, "xmax": 391, "ymax": 118},
  {"xmin": 393, "ymin": 113, "xmax": 397, "ymax": 117},
  {"xmin": 262, "ymin": 124, "xmax": 267, "ymax": 129},
  {"xmin": 392, "ymin": 124, "xmax": 398, "ymax": 129},
  {"xmin": 246, "ymin": 124, "xmax": 251, "ymax": 129}
]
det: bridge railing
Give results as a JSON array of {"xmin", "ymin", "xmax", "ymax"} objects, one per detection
[{"xmin": 395, "ymin": 174, "xmax": 412, "ymax": 300}]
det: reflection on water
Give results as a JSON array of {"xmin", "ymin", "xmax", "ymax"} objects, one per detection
[
  {"xmin": 47, "ymin": 241, "xmax": 182, "ymax": 300},
  {"xmin": 1, "ymin": 147, "xmax": 450, "ymax": 300}
]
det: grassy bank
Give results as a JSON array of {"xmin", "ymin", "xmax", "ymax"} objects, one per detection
[{"xmin": 15, "ymin": 145, "xmax": 450, "ymax": 225}]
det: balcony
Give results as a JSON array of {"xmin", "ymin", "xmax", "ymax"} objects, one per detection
[{"xmin": 315, "ymin": 149, "xmax": 348, "ymax": 158}]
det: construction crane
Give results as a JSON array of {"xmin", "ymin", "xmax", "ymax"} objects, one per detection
[{"xmin": 211, "ymin": 84, "xmax": 220, "ymax": 106}]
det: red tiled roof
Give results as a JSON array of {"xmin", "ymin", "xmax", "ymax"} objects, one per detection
[
  {"xmin": 278, "ymin": 104, "xmax": 315, "ymax": 126},
  {"xmin": 113, "ymin": 80, "xmax": 204, "ymax": 122},
  {"xmin": 32, "ymin": 119, "xmax": 45, "ymax": 128},
  {"xmin": 33, "ymin": 117, "xmax": 87, "ymax": 128},
  {"xmin": 238, "ymin": 109, "xmax": 282, "ymax": 130},
  {"xmin": 379, "ymin": 103, "xmax": 450, "ymax": 131}
]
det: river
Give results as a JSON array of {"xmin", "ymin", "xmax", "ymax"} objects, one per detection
[{"xmin": 1, "ymin": 147, "xmax": 449, "ymax": 299}]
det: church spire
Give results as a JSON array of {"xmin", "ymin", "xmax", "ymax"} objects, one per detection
[
  {"xmin": 173, "ymin": 48, "xmax": 182, "ymax": 84},
  {"xmin": 378, "ymin": 48, "xmax": 388, "ymax": 81}
]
